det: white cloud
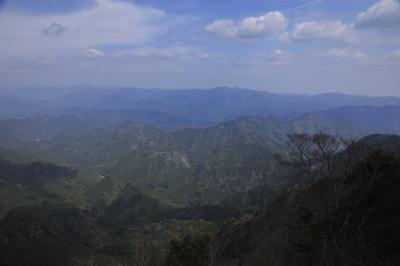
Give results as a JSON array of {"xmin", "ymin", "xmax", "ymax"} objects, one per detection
[
  {"xmin": 291, "ymin": 20, "xmax": 355, "ymax": 42},
  {"xmin": 0, "ymin": 0, "xmax": 168, "ymax": 59},
  {"xmin": 205, "ymin": 11, "xmax": 287, "ymax": 40},
  {"xmin": 320, "ymin": 48, "xmax": 370, "ymax": 63},
  {"xmin": 252, "ymin": 50, "xmax": 294, "ymax": 66},
  {"xmin": 237, "ymin": 12, "xmax": 288, "ymax": 38},
  {"xmin": 205, "ymin": 19, "xmax": 236, "ymax": 38},
  {"xmin": 113, "ymin": 47, "xmax": 210, "ymax": 61},
  {"xmin": 383, "ymin": 49, "xmax": 400, "ymax": 60},
  {"xmin": 320, "ymin": 48, "xmax": 400, "ymax": 65},
  {"xmin": 81, "ymin": 48, "xmax": 105, "ymax": 58},
  {"xmin": 279, "ymin": 32, "xmax": 291, "ymax": 43},
  {"xmin": 264, "ymin": 50, "xmax": 294, "ymax": 60},
  {"xmin": 131, "ymin": 48, "xmax": 179, "ymax": 60},
  {"xmin": 356, "ymin": 0, "xmax": 400, "ymax": 30}
]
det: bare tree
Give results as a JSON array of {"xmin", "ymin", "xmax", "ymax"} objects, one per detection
[
  {"xmin": 312, "ymin": 132, "xmax": 343, "ymax": 177},
  {"xmin": 286, "ymin": 133, "xmax": 314, "ymax": 178},
  {"xmin": 279, "ymin": 132, "xmax": 350, "ymax": 179}
]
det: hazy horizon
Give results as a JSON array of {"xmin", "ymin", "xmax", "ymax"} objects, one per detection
[
  {"xmin": 1, "ymin": 0, "xmax": 400, "ymax": 96},
  {"xmin": 2, "ymin": 85, "xmax": 400, "ymax": 99}
]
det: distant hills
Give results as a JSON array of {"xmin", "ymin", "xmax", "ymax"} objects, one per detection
[
  {"xmin": 2, "ymin": 87, "xmax": 400, "ymax": 126},
  {"xmin": 0, "ymin": 95, "xmax": 43, "ymax": 119},
  {"xmin": 293, "ymin": 105, "xmax": 400, "ymax": 136},
  {"xmin": 1, "ymin": 86, "xmax": 400, "ymax": 265},
  {"xmin": 1, "ymin": 109, "xmax": 400, "ymax": 206}
]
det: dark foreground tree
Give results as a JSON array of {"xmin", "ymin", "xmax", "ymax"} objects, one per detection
[
  {"xmin": 206, "ymin": 136, "xmax": 400, "ymax": 266},
  {"xmin": 277, "ymin": 132, "xmax": 353, "ymax": 179}
]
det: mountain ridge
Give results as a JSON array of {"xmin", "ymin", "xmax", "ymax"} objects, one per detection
[{"xmin": 3, "ymin": 87, "xmax": 400, "ymax": 124}]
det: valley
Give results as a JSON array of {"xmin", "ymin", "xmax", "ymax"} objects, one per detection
[{"xmin": 0, "ymin": 87, "xmax": 400, "ymax": 265}]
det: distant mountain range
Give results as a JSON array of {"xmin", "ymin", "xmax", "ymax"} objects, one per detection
[
  {"xmin": 1, "ymin": 86, "xmax": 400, "ymax": 265},
  {"xmin": 1, "ymin": 108, "xmax": 400, "ymax": 206},
  {"xmin": 1, "ymin": 86, "xmax": 400, "ymax": 226},
  {"xmin": 2, "ymin": 87, "xmax": 400, "ymax": 125},
  {"xmin": 292, "ymin": 105, "xmax": 400, "ymax": 137}
]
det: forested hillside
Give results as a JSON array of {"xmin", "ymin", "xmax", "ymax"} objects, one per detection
[{"xmin": 1, "ymin": 88, "xmax": 400, "ymax": 265}]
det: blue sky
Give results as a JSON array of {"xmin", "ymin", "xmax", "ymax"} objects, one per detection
[{"xmin": 0, "ymin": 0, "xmax": 399, "ymax": 96}]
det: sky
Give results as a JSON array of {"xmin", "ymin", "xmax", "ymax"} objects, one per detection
[{"xmin": 0, "ymin": 0, "xmax": 399, "ymax": 96}]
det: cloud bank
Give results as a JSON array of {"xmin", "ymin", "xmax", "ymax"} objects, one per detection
[
  {"xmin": 0, "ymin": 0, "xmax": 399, "ymax": 96},
  {"xmin": 0, "ymin": 0, "xmax": 168, "ymax": 59},
  {"xmin": 356, "ymin": 0, "xmax": 400, "ymax": 30},
  {"xmin": 205, "ymin": 11, "xmax": 287, "ymax": 39}
]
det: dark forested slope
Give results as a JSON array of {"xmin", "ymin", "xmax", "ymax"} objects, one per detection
[{"xmin": 204, "ymin": 134, "xmax": 400, "ymax": 266}]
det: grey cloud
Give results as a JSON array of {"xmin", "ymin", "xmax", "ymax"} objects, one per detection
[
  {"xmin": 81, "ymin": 49, "xmax": 105, "ymax": 59},
  {"xmin": 42, "ymin": 23, "xmax": 67, "ymax": 36},
  {"xmin": 355, "ymin": 0, "xmax": 400, "ymax": 30},
  {"xmin": 383, "ymin": 49, "xmax": 400, "ymax": 60}
]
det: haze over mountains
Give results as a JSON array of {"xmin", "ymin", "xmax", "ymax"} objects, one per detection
[
  {"xmin": 1, "ymin": 86, "xmax": 400, "ymax": 205},
  {"xmin": 1, "ymin": 86, "xmax": 400, "ymax": 265},
  {"xmin": 0, "ymin": 86, "xmax": 400, "ymax": 209},
  {"xmin": 2, "ymin": 87, "xmax": 400, "ymax": 132}
]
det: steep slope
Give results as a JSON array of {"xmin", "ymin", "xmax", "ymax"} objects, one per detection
[
  {"xmin": 0, "ymin": 182, "xmax": 64, "ymax": 218},
  {"xmin": 0, "ymin": 116, "xmax": 288, "ymax": 204},
  {"xmin": 0, "ymin": 158, "xmax": 81, "ymax": 218},
  {"xmin": 0, "ymin": 159, "xmax": 77, "ymax": 187},
  {"xmin": 3, "ymin": 111, "xmax": 400, "ymax": 206},
  {"xmin": 2, "ymin": 111, "xmax": 399, "ymax": 207},
  {"xmin": 210, "ymin": 134, "xmax": 400, "ymax": 266},
  {"xmin": 95, "ymin": 117, "xmax": 287, "ymax": 203}
]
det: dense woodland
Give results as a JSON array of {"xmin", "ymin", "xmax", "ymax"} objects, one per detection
[{"xmin": 0, "ymin": 88, "xmax": 400, "ymax": 265}]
